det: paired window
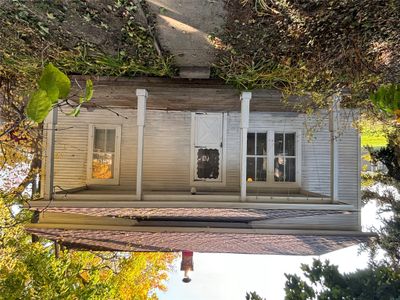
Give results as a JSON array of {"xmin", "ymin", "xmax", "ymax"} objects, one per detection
[
  {"xmin": 87, "ymin": 125, "xmax": 121, "ymax": 185},
  {"xmin": 247, "ymin": 131, "xmax": 298, "ymax": 184}
]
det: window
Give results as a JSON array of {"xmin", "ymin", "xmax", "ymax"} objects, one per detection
[
  {"xmin": 274, "ymin": 133, "xmax": 296, "ymax": 182},
  {"xmin": 247, "ymin": 130, "xmax": 300, "ymax": 185},
  {"xmin": 246, "ymin": 133, "xmax": 267, "ymax": 182},
  {"xmin": 87, "ymin": 125, "xmax": 121, "ymax": 185}
]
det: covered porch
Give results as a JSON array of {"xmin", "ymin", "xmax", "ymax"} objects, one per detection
[{"xmin": 41, "ymin": 77, "xmax": 344, "ymax": 206}]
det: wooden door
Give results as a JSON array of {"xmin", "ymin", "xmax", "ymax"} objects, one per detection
[{"xmin": 192, "ymin": 113, "xmax": 224, "ymax": 182}]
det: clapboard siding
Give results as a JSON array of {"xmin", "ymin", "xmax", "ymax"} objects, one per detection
[
  {"xmin": 49, "ymin": 108, "xmax": 359, "ymax": 205},
  {"xmin": 143, "ymin": 111, "xmax": 191, "ymax": 190},
  {"xmin": 337, "ymin": 116, "xmax": 360, "ymax": 208},
  {"xmin": 256, "ymin": 212, "xmax": 359, "ymax": 231},
  {"xmin": 302, "ymin": 119, "xmax": 331, "ymax": 197}
]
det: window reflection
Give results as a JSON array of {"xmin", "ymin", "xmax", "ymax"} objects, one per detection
[
  {"xmin": 92, "ymin": 128, "xmax": 116, "ymax": 179},
  {"xmin": 274, "ymin": 133, "xmax": 296, "ymax": 182}
]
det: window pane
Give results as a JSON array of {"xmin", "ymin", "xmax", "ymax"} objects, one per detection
[
  {"xmin": 256, "ymin": 157, "xmax": 266, "ymax": 181},
  {"xmin": 274, "ymin": 133, "xmax": 284, "ymax": 155},
  {"xmin": 247, "ymin": 133, "xmax": 255, "ymax": 155},
  {"xmin": 92, "ymin": 152, "xmax": 114, "ymax": 179},
  {"xmin": 94, "ymin": 129, "xmax": 106, "ymax": 151},
  {"xmin": 196, "ymin": 148, "xmax": 220, "ymax": 179},
  {"xmin": 274, "ymin": 156, "xmax": 285, "ymax": 182},
  {"xmin": 285, "ymin": 158, "xmax": 296, "ymax": 182},
  {"xmin": 285, "ymin": 133, "xmax": 295, "ymax": 156},
  {"xmin": 256, "ymin": 133, "xmax": 267, "ymax": 155},
  {"xmin": 106, "ymin": 129, "xmax": 116, "ymax": 152},
  {"xmin": 247, "ymin": 157, "xmax": 255, "ymax": 182}
]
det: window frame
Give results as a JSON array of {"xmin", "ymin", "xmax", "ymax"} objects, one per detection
[
  {"xmin": 86, "ymin": 124, "xmax": 122, "ymax": 185},
  {"xmin": 246, "ymin": 128, "xmax": 302, "ymax": 188}
]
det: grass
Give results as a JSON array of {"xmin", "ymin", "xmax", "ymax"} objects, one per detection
[{"xmin": 361, "ymin": 134, "xmax": 388, "ymax": 148}]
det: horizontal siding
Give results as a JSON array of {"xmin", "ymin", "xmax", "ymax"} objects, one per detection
[
  {"xmin": 336, "ymin": 114, "xmax": 359, "ymax": 207},
  {"xmin": 302, "ymin": 118, "xmax": 331, "ymax": 197},
  {"xmin": 256, "ymin": 212, "xmax": 359, "ymax": 231},
  {"xmin": 143, "ymin": 111, "xmax": 191, "ymax": 191}
]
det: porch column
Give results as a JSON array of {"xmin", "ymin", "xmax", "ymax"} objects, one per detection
[
  {"xmin": 240, "ymin": 91, "xmax": 252, "ymax": 201},
  {"xmin": 43, "ymin": 106, "xmax": 58, "ymax": 201},
  {"xmin": 329, "ymin": 93, "xmax": 341, "ymax": 203},
  {"xmin": 136, "ymin": 89, "xmax": 148, "ymax": 200}
]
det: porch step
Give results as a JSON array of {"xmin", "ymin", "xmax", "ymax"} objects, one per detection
[{"xmin": 179, "ymin": 66, "xmax": 211, "ymax": 79}]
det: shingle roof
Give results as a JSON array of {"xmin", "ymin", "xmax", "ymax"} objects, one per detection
[
  {"xmin": 42, "ymin": 207, "xmax": 347, "ymax": 222},
  {"xmin": 27, "ymin": 227, "xmax": 368, "ymax": 255}
]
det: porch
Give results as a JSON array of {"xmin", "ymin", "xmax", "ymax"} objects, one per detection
[{"xmin": 41, "ymin": 77, "xmax": 345, "ymax": 206}]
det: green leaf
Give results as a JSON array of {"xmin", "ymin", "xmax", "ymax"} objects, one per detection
[
  {"xmin": 26, "ymin": 90, "xmax": 52, "ymax": 123},
  {"xmin": 38, "ymin": 63, "xmax": 71, "ymax": 102},
  {"xmin": 84, "ymin": 79, "xmax": 93, "ymax": 102}
]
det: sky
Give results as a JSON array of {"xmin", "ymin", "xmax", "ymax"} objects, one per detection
[{"xmin": 158, "ymin": 200, "xmax": 383, "ymax": 300}]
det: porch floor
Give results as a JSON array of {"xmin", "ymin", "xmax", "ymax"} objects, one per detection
[{"xmin": 53, "ymin": 188, "xmax": 330, "ymax": 203}]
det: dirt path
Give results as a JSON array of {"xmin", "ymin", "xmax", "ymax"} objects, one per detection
[{"xmin": 146, "ymin": 0, "xmax": 226, "ymax": 78}]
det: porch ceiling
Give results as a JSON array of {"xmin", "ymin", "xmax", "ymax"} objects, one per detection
[
  {"xmin": 27, "ymin": 227, "xmax": 369, "ymax": 255},
  {"xmin": 71, "ymin": 76, "xmax": 302, "ymax": 112}
]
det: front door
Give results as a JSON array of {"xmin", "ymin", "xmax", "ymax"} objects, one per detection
[{"xmin": 192, "ymin": 113, "xmax": 224, "ymax": 182}]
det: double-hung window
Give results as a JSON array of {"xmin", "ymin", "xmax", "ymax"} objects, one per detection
[
  {"xmin": 87, "ymin": 125, "xmax": 121, "ymax": 185},
  {"xmin": 247, "ymin": 130, "xmax": 300, "ymax": 185},
  {"xmin": 247, "ymin": 133, "xmax": 268, "ymax": 182}
]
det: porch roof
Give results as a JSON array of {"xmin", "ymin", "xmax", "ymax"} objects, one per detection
[
  {"xmin": 71, "ymin": 76, "xmax": 302, "ymax": 112},
  {"xmin": 27, "ymin": 227, "xmax": 369, "ymax": 255}
]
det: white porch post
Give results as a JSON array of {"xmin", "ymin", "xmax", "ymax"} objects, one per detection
[
  {"xmin": 43, "ymin": 106, "xmax": 58, "ymax": 201},
  {"xmin": 136, "ymin": 89, "xmax": 148, "ymax": 200},
  {"xmin": 329, "ymin": 94, "xmax": 341, "ymax": 203},
  {"xmin": 240, "ymin": 91, "xmax": 252, "ymax": 201}
]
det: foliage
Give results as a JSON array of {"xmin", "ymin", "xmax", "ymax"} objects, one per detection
[
  {"xmin": 26, "ymin": 63, "xmax": 93, "ymax": 123},
  {"xmin": 112, "ymin": 252, "xmax": 176, "ymax": 300},
  {"xmin": 0, "ymin": 195, "xmax": 177, "ymax": 300},
  {"xmin": 284, "ymin": 259, "xmax": 400, "ymax": 300},
  {"xmin": 370, "ymin": 137, "xmax": 400, "ymax": 181},
  {"xmin": 370, "ymin": 84, "xmax": 400, "ymax": 123},
  {"xmin": 214, "ymin": 0, "xmax": 400, "ymax": 112},
  {"xmin": 0, "ymin": 0, "xmax": 174, "ymax": 81},
  {"xmin": 245, "ymin": 291, "xmax": 267, "ymax": 300}
]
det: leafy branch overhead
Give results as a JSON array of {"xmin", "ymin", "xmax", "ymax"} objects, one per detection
[
  {"xmin": 26, "ymin": 63, "xmax": 93, "ymax": 123},
  {"xmin": 370, "ymin": 84, "xmax": 400, "ymax": 123}
]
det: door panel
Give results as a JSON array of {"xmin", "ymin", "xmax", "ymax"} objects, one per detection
[{"xmin": 193, "ymin": 113, "xmax": 223, "ymax": 182}]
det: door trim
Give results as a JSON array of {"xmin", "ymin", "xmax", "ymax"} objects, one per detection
[{"xmin": 190, "ymin": 112, "xmax": 227, "ymax": 187}]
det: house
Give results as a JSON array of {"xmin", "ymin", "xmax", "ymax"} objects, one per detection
[{"xmin": 26, "ymin": 76, "xmax": 370, "ymax": 255}]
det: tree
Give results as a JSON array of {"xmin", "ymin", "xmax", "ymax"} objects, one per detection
[
  {"xmin": 245, "ymin": 291, "xmax": 267, "ymax": 300},
  {"xmin": 284, "ymin": 259, "xmax": 400, "ymax": 300},
  {"xmin": 0, "ymin": 194, "xmax": 177, "ymax": 300}
]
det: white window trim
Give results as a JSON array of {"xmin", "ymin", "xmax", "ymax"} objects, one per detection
[
  {"xmin": 247, "ymin": 128, "xmax": 302, "ymax": 188},
  {"xmin": 86, "ymin": 124, "xmax": 122, "ymax": 185}
]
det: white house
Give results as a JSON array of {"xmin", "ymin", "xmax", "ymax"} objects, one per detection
[{"xmin": 26, "ymin": 77, "xmax": 370, "ymax": 255}]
